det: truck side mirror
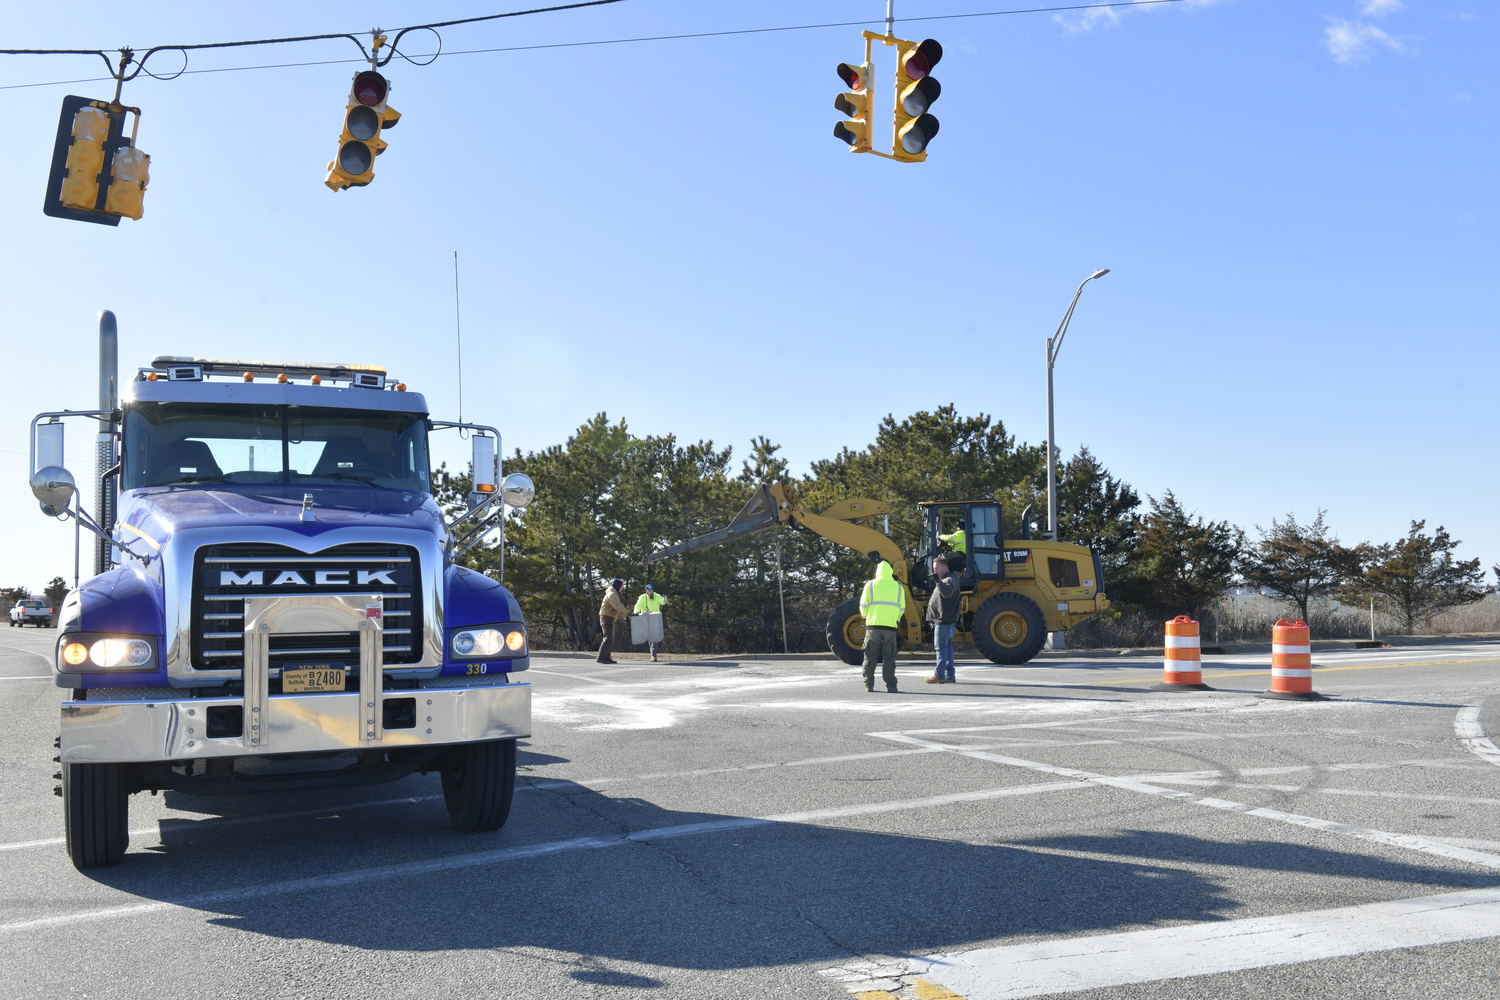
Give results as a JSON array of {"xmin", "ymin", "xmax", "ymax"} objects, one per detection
[
  {"xmin": 31, "ymin": 466, "xmax": 76, "ymax": 516},
  {"xmin": 501, "ymin": 472, "xmax": 534, "ymax": 510},
  {"xmin": 469, "ymin": 434, "xmax": 497, "ymax": 511}
]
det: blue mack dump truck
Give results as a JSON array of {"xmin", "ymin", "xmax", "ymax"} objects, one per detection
[{"xmin": 29, "ymin": 326, "xmax": 535, "ymax": 869}]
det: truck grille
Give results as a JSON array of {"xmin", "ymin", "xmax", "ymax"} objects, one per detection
[{"xmin": 191, "ymin": 543, "xmax": 421, "ymax": 671}]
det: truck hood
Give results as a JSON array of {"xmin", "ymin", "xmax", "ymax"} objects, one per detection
[{"xmin": 120, "ymin": 484, "xmax": 446, "ymax": 547}]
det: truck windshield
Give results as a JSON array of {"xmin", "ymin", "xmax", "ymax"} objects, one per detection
[{"xmin": 122, "ymin": 403, "xmax": 430, "ymax": 491}]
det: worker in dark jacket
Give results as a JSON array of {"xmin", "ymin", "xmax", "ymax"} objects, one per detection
[
  {"xmin": 597, "ymin": 579, "xmax": 629, "ymax": 664},
  {"xmin": 925, "ymin": 554, "xmax": 961, "ymax": 684}
]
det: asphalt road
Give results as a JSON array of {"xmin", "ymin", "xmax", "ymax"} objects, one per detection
[{"xmin": 2, "ymin": 627, "xmax": 1499, "ymax": 999}]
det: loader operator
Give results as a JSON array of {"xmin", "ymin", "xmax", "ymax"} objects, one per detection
[
  {"xmin": 939, "ymin": 526, "xmax": 966, "ymax": 554},
  {"xmin": 859, "ymin": 551, "xmax": 907, "ymax": 693}
]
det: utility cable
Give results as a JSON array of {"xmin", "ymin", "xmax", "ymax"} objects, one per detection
[
  {"xmin": 0, "ymin": 0, "xmax": 628, "ymax": 88},
  {"xmin": 0, "ymin": 0, "xmax": 1184, "ymax": 92}
]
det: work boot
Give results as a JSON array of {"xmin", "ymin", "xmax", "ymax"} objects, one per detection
[
  {"xmin": 864, "ymin": 683, "xmax": 875, "ymax": 692},
  {"xmin": 887, "ymin": 685, "xmax": 898, "ymax": 693},
  {"xmin": 925, "ymin": 675, "xmax": 941, "ymax": 684}
]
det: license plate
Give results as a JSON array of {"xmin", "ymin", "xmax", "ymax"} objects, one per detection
[{"xmin": 282, "ymin": 662, "xmax": 346, "ymax": 693}]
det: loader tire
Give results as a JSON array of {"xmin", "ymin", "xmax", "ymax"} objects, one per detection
[
  {"xmin": 442, "ymin": 738, "xmax": 517, "ymax": 833},
  {"xmin": 63, "ymin": 762, "xmax": 129, "ymax": 869},
  {"xmin": 973, "ymin": 592, "xmax": 1047, "ymax": 665},
  {"xmin": 826, "ymin": 599, "xmax": 866, "ymax": 666}
]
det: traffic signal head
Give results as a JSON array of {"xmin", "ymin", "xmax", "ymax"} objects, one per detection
[
  {"xmin": 833, "ymin": 60, "xmax": 872, "ymax": 153},
  {"xmin": 44, "ymin": 96, "xmax": 150, "ymax": 225},
  {"xmin": 326, "ymin": 71, "xmax": 400, "ymax": 191},
  {"xmin": 893, "ymin": 39, "xmax": 943, "ymax": 162}
]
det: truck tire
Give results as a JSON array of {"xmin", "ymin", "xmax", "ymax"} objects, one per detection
[
  {"xmin": 62, "ymin": 762, "xmax": 129, "ymax": 869},
  {"xmin": 973, "ymin": 592, "xmax": 1048, "ymax": 665},
  {"xmin": 442, "ymin": 739, "xmax": 517, "ymax": 833},
  {"xmin": 826, "ymin": 598, "xmax": 866, "ymax": 666}
]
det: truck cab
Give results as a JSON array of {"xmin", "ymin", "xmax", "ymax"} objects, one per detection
[{"xmin": 31, "ymin": 353, "xmax": 535, "ymax": 869}]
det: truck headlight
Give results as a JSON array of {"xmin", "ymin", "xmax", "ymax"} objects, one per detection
[
  {"xmin": 58, "ymin": 633, "xmax": 158, "ymax": 671},
  {"xmin": 449, "ymin": 624, "xmax": 526, "ymax": 659},
  {"xmin": 452, "ymin": 629, "xmax": 503, "ymax": 657}
]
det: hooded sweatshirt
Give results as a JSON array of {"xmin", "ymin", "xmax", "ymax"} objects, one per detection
[{"xmin": 858, "ymin": 560, "xmax": 907, "ymax": 628}]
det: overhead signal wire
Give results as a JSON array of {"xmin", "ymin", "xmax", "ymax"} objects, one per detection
[
  {"xmin": 0, "ymin": 0, "xmax": 1184, "ymax": 92},
  {"xmin": 0, "ymin": 0, "xmax": 628, "ymax": 90}
]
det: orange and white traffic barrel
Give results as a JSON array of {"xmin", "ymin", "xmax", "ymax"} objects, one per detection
[
  {"xmin": 1153, "ymin": 615, "xmax": 1212, "ymax": 691},
  {"xmin": 1260, "ymin": 618, "xmax": 1323, "ymax": 700}
]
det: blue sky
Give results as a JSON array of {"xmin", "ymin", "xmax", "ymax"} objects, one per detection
[{"xmin": 1, "ymin": 0, "xmax": 1493, "ymax": 590}]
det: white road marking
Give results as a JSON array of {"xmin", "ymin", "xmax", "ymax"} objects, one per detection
[
  {"xmin": 1149, "ymin": 779, "xmax": 1500, "ymax": 808},
  {"xmin": 526, "ymin": 668, "xmax": 617, "ymax": 686},
  {"xmin": 1130, "ymin": 758, "xmax": 1481, "ymax": 782},
  {"xmin": 0, "ymin": 676, "xmax": 50, "ymax": 682},
  {"xmin": 0, "ymin": 643, "xmax": 52, "ymax": 662},
  {"xmin": 1455, "ymin": 703, "xmax": 1500, "ymax": 768},
  {"xmin": 833, "ymin": 886, "xmax": 1500, "ymax": 1000},
  {"xmin": 876, "ymin": 733, "xmax": 1500, "ymax": 870},
  {"xmin": 0, "ymin": 795, "xmax": 447, "ymax": 853},
  {"xmin": 0, "ymin": 779, "xmax": 1095, "ymax": 934}
]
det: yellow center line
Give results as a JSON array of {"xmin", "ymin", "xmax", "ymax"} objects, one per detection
[{"xmin": 1109, "ymin": 656, "xmax": 1500, "ymax": 684}]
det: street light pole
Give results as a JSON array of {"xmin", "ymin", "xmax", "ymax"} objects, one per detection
[{"xmin": 1045, "ymin": 268, "xmax": 1109, "ymax": 541}]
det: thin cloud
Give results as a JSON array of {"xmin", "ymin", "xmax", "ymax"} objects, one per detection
[
  {"xmin": 1325, "ymin": 18, "xmax": 1408, "ymax": 63},
  {"xmin": 1359, "ymin": 0, "xmax": 1405, "ymax": 15},
  {"xmin": 1053, "ymin": 0, "xmax": 1230, "ymax": 35}
]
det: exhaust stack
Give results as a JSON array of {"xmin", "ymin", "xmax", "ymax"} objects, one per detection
[{"xmin": 95, "ymin": 310, "xmax": 117, "ymax": 575}]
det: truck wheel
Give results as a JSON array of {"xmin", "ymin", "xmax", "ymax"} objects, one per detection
[
  {"xmin": 442, "ymin": 739, "xmax": 517, "ymax": 833},
  {"xmin": 973, "ymin": 593, "xmax": 1047, "ymax": 665},
  {"xmin": 825, "ymin": 598, "xmax": 866, "ymax": 666},
  {"xmin": 62, "ymin": 762, "xmax": 129, "ymax": 869}
]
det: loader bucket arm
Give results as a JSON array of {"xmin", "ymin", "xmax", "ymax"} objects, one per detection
[{"xmin": 645, "ymin": 484, "xmax": 787, "ymax": 563}]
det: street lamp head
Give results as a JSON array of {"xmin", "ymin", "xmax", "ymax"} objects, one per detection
[{"xmin": 1091, "ymin": 268, "xmax": 1110, "ymax": 280}]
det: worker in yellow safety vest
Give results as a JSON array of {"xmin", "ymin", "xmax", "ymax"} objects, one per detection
[
  {"xmin": 633, "ymin": 584, "xmax": 666, "ymax": 661},
  {"xmin": 858, "ymin": 551, "xmax": 907, "ymax": 693},
  {"xmin": 939, "ymin": 527, "xmax": 967, "ymax": 554}
]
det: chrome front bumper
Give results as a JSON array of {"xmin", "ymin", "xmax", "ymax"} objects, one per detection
[
  {"xmin": 61, "ymin": 592, "xmax": 530, "ymax": 764},
  {"xmin": 60, "ymin": 682, "xmax": 530, "ymax": 764}
]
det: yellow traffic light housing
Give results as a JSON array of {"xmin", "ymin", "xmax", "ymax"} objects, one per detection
[
  {"xmin": 326, "ymin": 70, "xmax": 401, "ymax": 191},
  {"xmin": 834, "ymin": 32, "xmax": 944, "ymax": 164},
  {"xmin": 833, "ymin": 60, "xmax": 873, "ymax": 153},
  {"xmin": 44, "ymin": 96, "xmax": 150, "ymax": 225},
  {"xmin": 893, "ymin": 38, "xmax": 943, "ymax": 163}
]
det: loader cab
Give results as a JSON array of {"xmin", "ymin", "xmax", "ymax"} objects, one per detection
[{"xmin": 919, "ymin": 500, "xmax": 1006, "ymax": 593}]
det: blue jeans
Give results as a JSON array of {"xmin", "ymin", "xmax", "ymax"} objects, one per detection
[{"xmin": 935, "ymin": 623, "xmax": 956, "ymax": 681}]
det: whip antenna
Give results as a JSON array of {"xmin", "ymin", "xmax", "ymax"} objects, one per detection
[{"xmin": 453, "ymin": 250, "xmax": 464, "ymax": 434}]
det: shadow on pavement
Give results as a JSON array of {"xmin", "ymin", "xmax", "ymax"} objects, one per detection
[{"xmin": 77, "ymin": 778, "xmax": 1500, "ymax": 970}]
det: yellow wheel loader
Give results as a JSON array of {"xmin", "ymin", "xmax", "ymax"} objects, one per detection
[{"xmin": 645, "ymin": 483, "xmax": 1109, "ymax": 665}]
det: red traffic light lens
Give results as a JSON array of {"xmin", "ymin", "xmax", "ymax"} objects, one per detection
[
  {"xmin": 346, "ymin": 106, "xmax": 381, "ymax": 141},
  {"xmin": 902, "ymin": 39, "xmax": 944, "ymax": 81},
  {"xmin": 836, "ymin": 62, "xmax": 863, "ymax": 90},
  {"xmin": 353, "ymin": 72, "xmax": 388, "ymax": 107},
  {"xmin": 338, "ymin": 140, "xmax": 373, "ymax": 175}
]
